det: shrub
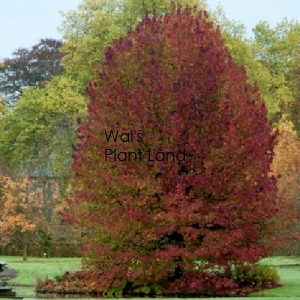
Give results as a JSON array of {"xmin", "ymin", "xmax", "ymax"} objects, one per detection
[
  {"xmin": 225, "ymin": 264, "xmax": 280, "ymax": 287},
  {"xmin": 246, "ymin": 265, "xmax": 280, "ymax": 287}
]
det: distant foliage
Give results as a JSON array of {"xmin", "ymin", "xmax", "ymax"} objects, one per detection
[
  {"xmin": 270, "ymin": 117, "xmax": 300, "ymax": 253},
  {"xmin": 64, "ymin": 4, "xmax": 278, "ymax": 296},
  {"xmin": 0, "ymin": 38, "xmax": 64, "ymax": 104},
  {"xmin": 0, "ymin": 175, "xmax": 40, "ymax": 260},
  {"xmin": 272, "ymin": 118, "xmax": 300, "ymax": 202}
]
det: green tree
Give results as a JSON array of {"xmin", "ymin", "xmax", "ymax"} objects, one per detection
[
  {"xmin": 0, "ymin": 75, "xmax": 87, "ymax": 177},
  {"xmin": 212, "ymin": 5, "xmax": 294, "ymax": 122},
  {"xmin": 253, "ymin": 19, "xmax": 300, "ymax": 77},
  {"xmin": 252, "ymin": 19, "xmax": 300, "ymax": 122}
]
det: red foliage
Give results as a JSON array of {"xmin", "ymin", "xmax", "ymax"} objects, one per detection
[
  {"xmin": 64, "ymin": 4, "xmax": 278, "ymax": 294},
  {"xmin": 36, "ymin": 268, "xmax": 279, "ymax": 297},
  {"xmin": 162, "ymin": 272, "xmax": 238, "ymax": 295}
]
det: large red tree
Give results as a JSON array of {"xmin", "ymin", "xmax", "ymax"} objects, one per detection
[{"xmin": 65, "ymin": 4, "xmax": 278, "ymax": 295}]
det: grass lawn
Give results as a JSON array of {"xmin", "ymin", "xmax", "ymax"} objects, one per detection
[
  {"xmin": 0, "ymin": 256, "xmax": 82, "ymax": 286},
  {"xmin": 249, "ymin": 256, "xmax": 300, "ymax": 297}
]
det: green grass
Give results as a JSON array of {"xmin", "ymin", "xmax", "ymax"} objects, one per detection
[
  {"xmin": 0, "ymin": 256, "xmax": 82, "ymax": 286},
  {"xmin": 259, "ymin": 256, "xmax": 300, "ymax": 266},
  {"xmin": 249, "ymin": 256, "xmax": 300, "ymax": 297}
]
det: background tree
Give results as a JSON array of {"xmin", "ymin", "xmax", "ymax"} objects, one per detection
[
  {"xmin": 253, "ymin": 19, "xmax": 300, "ymax": 78},
  {"xmin": 64, "ymin": 5, "xmax": 278, "ymax": 295},
  {"xmin": 0, "ymin": 175, "xmax": 40, "ymax": 261},
  {"xmin": 212, "ymin": 5, "xmax": 295, "ymax": 123},
  {"xmin": 252, "ymin": 19, "xmax": 300, "ymax": 124},
  {"xmin": 0, "ymin": 38, "xmax": 64, "ymax": 104},
  {"xmin": 285, "ymin": 51, "xmax": 300, "ymax": 134},
  {"xmin": 0, "ymin": 75, "xmax": 87, "ymax": 178},
  {"xmin": 271, "ymin": 117, "xmax": 300, "ymax": 253}
]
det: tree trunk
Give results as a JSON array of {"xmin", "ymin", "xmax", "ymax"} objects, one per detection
[{"xmin": 22, "ymin": 234, "xmax": 28, "ymax": 261}]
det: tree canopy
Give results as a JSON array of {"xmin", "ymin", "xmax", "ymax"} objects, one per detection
[
  {"xmin": 0, "ymin": 38, "xmax": 64, "ymax": 104},
  {"xmin": 0, "ymin": 75, "xmax": 87, "ymax": 177}
]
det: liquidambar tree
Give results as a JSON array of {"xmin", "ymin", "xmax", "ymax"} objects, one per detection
[{"xmin": 65, "ymin": 4, "xmax": 278, "ymax": 296}]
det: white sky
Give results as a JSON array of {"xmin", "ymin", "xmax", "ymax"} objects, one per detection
[{"xmin": 0, "ymin": 0, "xmax": 299, "ymax": 58}]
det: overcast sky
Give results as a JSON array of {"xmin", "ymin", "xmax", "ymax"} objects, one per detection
[{"xmin": 0, "ymin": 0, "xmax": 299, "ymax": 59}]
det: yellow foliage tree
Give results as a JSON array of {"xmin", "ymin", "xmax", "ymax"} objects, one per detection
[
  {"xmin": 271, "ymin": 117, "xmax": 300, "ymax": 252},
  {"xmin": 0, "ymin": 176, "xmax": 42, "ymax": 261}
]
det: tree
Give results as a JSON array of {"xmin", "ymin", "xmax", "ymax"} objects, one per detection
[
  {"xmin": 270, "ymin": 117, "xmax": 300, "ymax": 252},
  {"xmin": 252, "ymin": 19, "xmax": 300, "ymax": 123},
  {"xmin": 285, "ymin": 53, "xmax": 300, "ymax": 134},
  {"xmin": 0, "ymin": 175, "xmax": 40, "ymax": 261},
  {"xmin": 253, "ymin": 19, "xmax": 300, "ymax": 78},
  {"xmin": 0, "ymin": 75, "xmax": 87, "ymax": 177},
  {"xmin": 212, "ymin": 5, "xmax": 294, "ymax": 123},
  {"xmin": 272, "ymin": 118, "xmax": 300, "ymax": 201},
  {"xmin": 0, "ymin": 38, "xmax": 64, "ymax": 104},
  {"xmin": 64, "ymin": 5, "xmax": 278, "ymax": 295}
]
